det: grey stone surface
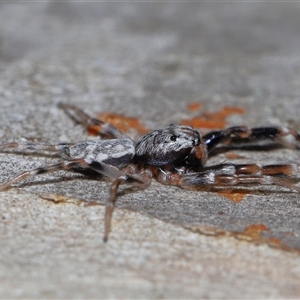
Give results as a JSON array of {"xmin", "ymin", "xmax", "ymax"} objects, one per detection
[{"xmin": 1, "ymin": 2, "xmax": 300, "ymax": 298}]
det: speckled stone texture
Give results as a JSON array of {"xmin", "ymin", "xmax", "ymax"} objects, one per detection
[{"xmin": 0, "ymin": 2, "xmax": 300, "ymax": 298}]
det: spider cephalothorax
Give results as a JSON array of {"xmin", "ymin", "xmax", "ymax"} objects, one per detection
[
  {"xmin": 134, "ymin": 124, "xmax": 207, "ymax": 167},
  {"xmin": 1, "ymin": 103, "xmax": 300, "ymax": 241}
]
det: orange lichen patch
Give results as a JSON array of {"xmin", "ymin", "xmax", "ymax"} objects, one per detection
[
  {"xmin": 233, "ymin": 224, "xmax": 294, "ymax": 250},
  {"xmin": 246, "ymin": 223, "xmax": 269, "ymax": 232},
  {"xmin": 186, "ymin": 223, "xmax": 299, "ymax": 252},
  {"xmin": 181, "ymin": 117, "xmax": 225, "ymax": 129},
  {"xmin": 84, "ymin": 200, "xmax": 102, "ymax": 207},
  {"xmin": 202, "ymin": 106, "xmax": 245, "ymax": 120},
  {"xmin": 236, "ymin": 223, "xmax": 269, "ymax": 241},
  {"xmin": 87, "ymin": 125, "xmax": 103, "ymax": 136},
  {"xmin": 266, "ymin": 237, "xmax": 282, "ymax": 247},
  {"xmin": 180, "ymin": 106, "xmax": 245, "ymax": 129},
  {"xmin": 264, "ymin": 238, "xmax": 294, "ymax": 252},
  {"xmin": 41, "ymin": 193, "xmax": 104, "ymax": 207},
  {"xmin": 186, "ymin": 225, "xmax": 226, "ymax": 237},
  {"xmin": 188, "ymin": 223, "xmax": 270, "ymax": 242},
  {"xmin": 40, "ymin": 194, "xmax": 83, "ymax": 205},
  {"xmin": 87, "ymin": 112, "xmax": 149, "ymax": 135},
  {"xmin": 225, "ymin": 152, "xmax": 246, "ymax": 159},
  {"xmin": 216, "ymin": 189, "xmax": 250, "ymax": 203},
  {"xmin": 187, "ymin": 102, "xmax": 201, "ymax": 111}
]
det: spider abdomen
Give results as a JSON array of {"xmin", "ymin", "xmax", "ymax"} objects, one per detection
[{"xmin": 63, "ymin": 139, "xmax": 135, "ymax": 169}]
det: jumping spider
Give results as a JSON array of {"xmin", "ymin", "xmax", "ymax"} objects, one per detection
[{"xmin": 1, "ymin": 103, "xmax": 300, "ymax": 241}]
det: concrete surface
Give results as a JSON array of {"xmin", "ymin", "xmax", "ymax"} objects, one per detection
[{"xmin": 0, "ymin": 2, "xmax": 300, "ymax": 299}]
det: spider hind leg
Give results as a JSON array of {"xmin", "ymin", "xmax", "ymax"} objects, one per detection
[
  {"xmin": 0, "ymin": 142, "xmax": 74, "ymax": 154},
  {"xmin": 0, "ymin": 158, "xmax": 95, "ymax": 191}
]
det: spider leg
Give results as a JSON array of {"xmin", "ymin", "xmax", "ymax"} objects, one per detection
[
  {"xmin": 58, "ymin": 102, "xmax": 131, "ymax": 140},
  {"xmin": 203, "ymin": 126, "xmax": 300, "ymax": 152},
  {"xmin": 180, "ymin": 163, "xmax": 300, "ymax": 192},
  {"xmin": 154, "ymin": 163, "xmax": 300, "ymax": 192},
  {"xmin": 104, "ymin": 166, "xmax": 152, "ymax": 242},
  {"xmin": 0, "ymin": 158, "xmax": 121, "ymax": 191},
  {"xmin": 0, "ymin": 142, "xmax": 121, "ymax": 179},
  {"xmin": 0, "ymin": 142, "xmax": 74, "ymax": 154}
]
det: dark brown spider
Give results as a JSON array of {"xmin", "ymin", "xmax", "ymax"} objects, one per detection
[{"xmin": 1, "ymin": 103, "xmax": 300, "ymax": 241}]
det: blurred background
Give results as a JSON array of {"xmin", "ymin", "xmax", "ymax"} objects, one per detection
[{"xmin": 1, "ymin": 2, "xmax": 300, "ymax": 128}]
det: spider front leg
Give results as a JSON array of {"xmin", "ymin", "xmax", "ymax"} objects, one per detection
[
  {"xmin": 154, "ymin": 163, "xmax": 300, "ymax": 192},
  {"xmin": 180, "ymin": 163, "xmax": 300, "ymax": 192},
  {"xmin": 104, "ymin": 165, "xmax": 153, "ymax": 242},
  {"xmin": 203, "ymin": 126, "xmax": 300, "ymax": 152},
  {"xmin": 58, "ymin": 103, "xmax": 131, "ymax": 140}
]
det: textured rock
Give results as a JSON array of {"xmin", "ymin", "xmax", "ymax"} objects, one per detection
[{"xmin": 0, "ymin": 2, "xmax": 300, "ymax": 298}]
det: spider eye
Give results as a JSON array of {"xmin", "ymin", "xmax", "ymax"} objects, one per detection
[{"xmin": 170, "ymin": 135, "xmax": 177, "ymax": 141}]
